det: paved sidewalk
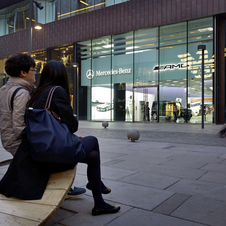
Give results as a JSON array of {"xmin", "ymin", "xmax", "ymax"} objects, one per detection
[{"xmin": 1, "ymin": 121, "xmax": 226, "ymax": 226}]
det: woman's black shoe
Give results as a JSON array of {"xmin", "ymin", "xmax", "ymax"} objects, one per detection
[
  {"xmin": 92, "ymin": 206, "xmax": 120, "ymax": 216},
  {"xmin": 86, "ymin": 183, "xmax": 111, "ymax": 194}
]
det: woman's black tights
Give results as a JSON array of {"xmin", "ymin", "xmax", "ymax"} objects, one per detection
[{"xmin": 80, "ymin": 136, "xmax": 113, "ymax": 209}]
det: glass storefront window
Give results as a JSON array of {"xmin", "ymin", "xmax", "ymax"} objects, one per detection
[
  {"xmin": 32, "ymin": 50, "xmax": 47, "ymax": 86},
  {"xmin": 159, "ymin": 22, "xmax": 188, "ymax": 123},
  {"xmin": 58, "ymin": 0, "xmax": 71, "ymax": 20},
  {"xmin": 0, "ymin": 58, "xmax": 7, "ymax": 87},
  {"xmin": 106, "ymin": 0, "xmax": 129, "ymax": 7},
  {"xmin": 134, "ymin": 28, "xmax": 158, "ymax": 87},
  {"xmin": 188, "ymin": 17, "xmax": 214, "ymax": 123},
  {"xmin": 59, "ymin": 46, "xmax": 74, "ymax": 98},
  {"xmin": 0, "ymin": 0, "xmax": 30, "ymax": 36},
  {"xmin": 92, "ymin": 36, "xmax": 112, "ymax": 121},
  {"xmin": 112, "ymin": 32, "xmax": 133, "ymax": 121},
  {"xmin": 45, "ymin": 0, "xmax": 55, "ymax": 23},
  {"xmin": 77, "ymin": 16, "xmax": 214, "ymax": 123},
  {"xmin": 78, "ymin": 40, "xmax": 92, "ymax": 120}
]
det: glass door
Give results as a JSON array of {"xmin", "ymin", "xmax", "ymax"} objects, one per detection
[{"xmin": 134, "ymin": 86, "xmax": 158, "ymax": 122}]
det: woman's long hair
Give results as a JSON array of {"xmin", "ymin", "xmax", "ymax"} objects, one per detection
[{"xmin": 27, "ymin": 60, "xmax": 70, "ymax": 107}]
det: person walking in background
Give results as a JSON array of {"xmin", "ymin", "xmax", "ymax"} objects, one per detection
[
  {"xmin": 0, "ymin": 53, "xmax": 85, "ymax": 198},
  {"xmin": 173, "ymin": 105, "xmax": 178, "ymax": 121},
  {"xmin": 143, "ymin": 102, "xmax": 150, "ymax": 122},
  {"xmin": 0, "ymin": 60, "xmax": 120, "ymax": 216}
]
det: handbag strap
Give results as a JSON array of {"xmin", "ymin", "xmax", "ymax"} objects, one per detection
[
  {"xmin": 44, "ymin": 86, "xmax": 60, "ymax": 110},
  {"xmin": 11, "ymin": 87, "xmax": 23, "ymax": 110}
]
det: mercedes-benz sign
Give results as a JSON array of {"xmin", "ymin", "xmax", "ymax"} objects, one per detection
[{"xmin": 86, "ymin": 69, "xmax": 94, "ymax": 80}]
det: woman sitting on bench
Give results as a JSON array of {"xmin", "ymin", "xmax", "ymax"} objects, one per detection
[{"xmin": 0, "ymin": 60, "xmax": 120, "ymax": 216}]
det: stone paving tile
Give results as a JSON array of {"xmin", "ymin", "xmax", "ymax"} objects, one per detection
[
  {"xmin": 219, "ymin": 154, "xmax": 226, "ymax": 159},
  {"xmin": 99, "ymin": 152, "xmax": 127, "ymax": 160},
  {"xmin": 166, "ymin": 178, "xmax": 224, "ymax": 196},
  {"xmin": 219, "ymin": 159, "xmax": 226, "ymax": 165},
  {"xmin": 52, "ymin": 195, "xmax": 131, "ymax": 226},
  {"xmin": 171, "ymin": 195, "xmax": 226, "ymax": 226},
  {"xmin": 201, "ymin": 186, "xmax": 226, "ymax": 202},
  {"xmin": 102, "ymin": 159, "xmax": 149, "ymax": 171},
  {"xmin": 91, "ymin": 180, "xmax": 175, "ymax": 211},
  {"xmin": 165, "ymin": 153, "xmax": 223, "ymax": 165},
  {"xmin": 198, "ymin": 171, "xmax": 226, "ymax": 185},
  {"xmin": 200, "ymin": 163, "xmax": 226, "ymax": 173},
  {"xmin": 118, "ymin": 172, "xmax": 181, "ymax": 190},
  {"xmin": 187, "ymin": 151, "xmax": 223, "ymax": 159},
  {"xmin": 201, "ymin": 146, "xmax": 226, "ymax": 152},
  {"xmin": 45, "ymin": 207, "xmax": 77, "ymax": 226},
  {"xmin": 152, "ymin": 193, "xmax": 191, "ymax": 215},
  {"xmin": 106, "ymin": 208, "xmax": 206, "ymax": 226},
  {"xmin": 138, "ymin": 164, "xmax": 207, "ymax": 180},
  {"xmin": 160, "ymin": 157, "xmax": 212, "ymax": 169},
  {"xmin": 76, "ymin": 163, "xmax": 137, "ymax": 181},
  {"xmin": 116, "ymin": 154, "xmax": 170, "ymax": 165}
]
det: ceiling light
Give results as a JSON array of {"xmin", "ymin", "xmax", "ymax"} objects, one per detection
[
  {"xmin": 80, "ymin": 0, "xmax": 89, "ymax": 6},
  {"xmin": 198, "ymin": 27, "xmax": 213, "ymax": 32}
]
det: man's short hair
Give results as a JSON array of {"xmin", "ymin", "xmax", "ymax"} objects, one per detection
[{"xmin": 5, "ymin": 53, "xmax": 36, "ymax": 77}]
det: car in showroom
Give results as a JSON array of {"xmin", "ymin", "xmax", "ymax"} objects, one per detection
[
  {"xmin": 96, "ymin": 102, "xmax": 113, "ymax": 112},
  {"xmin": 151, "ymin": 100, "xmax": 192, "ymax": 121},
  {"xmin": 190, "ymin": 102, "xmax": 201, "ymax": 116}
]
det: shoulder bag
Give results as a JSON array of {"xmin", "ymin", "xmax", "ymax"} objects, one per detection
[{"xmin": 25, "ymin": 86, "xmax": 85, "ymax": 164}]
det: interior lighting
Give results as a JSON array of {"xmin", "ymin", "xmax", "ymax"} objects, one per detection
[
  {"xmin": 26, "ymin": 17, "xmax": 35, "ymax": 22},
  {"xmin": 58, "ymin": 3, "xmax": 104, "ymax": 18},
  {"xmin": 198, "ymin": 27, "xmax": 213, "ymax": 32},
  {"xmin": 80, "ymin": 0, "xmax": 89, "ymax": 6}
]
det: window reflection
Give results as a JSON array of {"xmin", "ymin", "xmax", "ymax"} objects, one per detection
[{"xmin": 0, "ymin": 1, "xmax": 132, "ymax": 37}]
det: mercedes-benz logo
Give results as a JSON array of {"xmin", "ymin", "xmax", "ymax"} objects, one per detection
[{"xmin": 86, "ymin": 69, "xmax": 94, "ymax": 80}]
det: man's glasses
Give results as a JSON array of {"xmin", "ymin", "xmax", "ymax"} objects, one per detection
[{"xmin": 30, "ymin": 69, "xmax": 37, "ymax": 72}]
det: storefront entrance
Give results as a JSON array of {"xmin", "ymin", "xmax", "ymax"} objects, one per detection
[{"xmin": 134, "ymin": 86, "xmax": 158, "ymax": 122}]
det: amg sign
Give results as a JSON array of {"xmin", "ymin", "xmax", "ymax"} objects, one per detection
[{"xmin": 153, "ymin": 63, "xmax": 189, "ymax": 71}]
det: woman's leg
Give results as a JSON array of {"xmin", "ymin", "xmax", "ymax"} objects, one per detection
[
  {"xmin": 79, "ymin": 136, "xmax": 113, "ymax": 209},
  {"xmin": 80, "ymin": 136, "xmax": 107, "ymax": 191}
]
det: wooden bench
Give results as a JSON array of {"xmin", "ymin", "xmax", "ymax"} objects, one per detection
[{"xmin": 0, "ymin": 164, "xmax": 77, "ymax": 225}]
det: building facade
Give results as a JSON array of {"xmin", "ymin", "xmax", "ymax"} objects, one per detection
[{"xmin": 0, "ymin": 0, "xmax": 225, "ymax": 124}]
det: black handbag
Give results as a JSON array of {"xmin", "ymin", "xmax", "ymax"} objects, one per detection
[{"xmin": 25, "ymin": 86, "xmax": 85, "ymax": 164}]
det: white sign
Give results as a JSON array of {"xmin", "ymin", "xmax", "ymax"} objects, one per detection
[
  {"xmin": 153, "ymin": 63, "xmax": 189, "ymax": 71},
  {"xmin": 86, "ymin": 68, "xmax": 132, "ymax": 79}
]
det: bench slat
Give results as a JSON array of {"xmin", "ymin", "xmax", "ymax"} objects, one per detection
[
  {"xmin": 0, "ymin": 212, "xmax": 39, "ymax": 225},
  {"xmin": 0, "ymin": 165, "xmax": 77, "ymax": 226}
]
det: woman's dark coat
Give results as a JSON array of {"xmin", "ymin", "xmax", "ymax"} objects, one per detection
[{"xmin": 0, "ymin": 86, "xmax": 78, "ymax": 200}]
